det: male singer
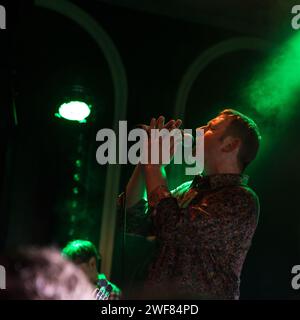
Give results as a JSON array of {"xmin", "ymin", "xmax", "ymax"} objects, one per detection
[{"xmin": 120, "ymin": 109, "xmax": 261, "ymax": 299}]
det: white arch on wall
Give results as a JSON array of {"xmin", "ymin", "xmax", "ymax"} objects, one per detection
[
  {"xmin": 174, "ymin": 37, "xmax": 271, "ymax": 120},
  {"xmin": 35, "ymin": 0, "xmax": 127, "ymax": 278}
]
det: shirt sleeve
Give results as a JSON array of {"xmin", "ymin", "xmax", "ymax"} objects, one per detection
[
  {"xmin": 116, "ymin": 180, "xmax": 194, "ymax": 239},
  {"xmin": 147, "ymin": 184, "xmax": 259, "ymax": 245},
  {"xmin": 147, "ymin": 185, "xmax": 182, "ymax": 241},
  {"xmin": 116, "ymin": 192, "xmax": 154, "ymax": 237}
]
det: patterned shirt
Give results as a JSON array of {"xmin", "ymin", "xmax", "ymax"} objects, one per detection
[
  {"xmin": 120, "ymin": 173, "xmax": 259, "ymax": 300},
  {"xmin": 96, "ymin": 273, "xmax": 122, "ymax": 300}
]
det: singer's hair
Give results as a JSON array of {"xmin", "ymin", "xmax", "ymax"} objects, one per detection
[
  {"xmin": 0, "ymin": 247, "xmax": 95, "ymax": 300},
  {"xmin": 219, "ymin": 109, "xmax": 261, "ymax": 171},
  {"xmin": 62, "ymin": 240, "xmax": 101, "ymax": 271}
]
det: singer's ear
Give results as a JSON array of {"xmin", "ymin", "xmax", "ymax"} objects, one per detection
[
  {"xmin": 89, "ymin": 256, "xmax": 97, "ymax": 269},
  {"xmin": 221, "ymin": 136, "xmax": 241, "ymax": 152}
]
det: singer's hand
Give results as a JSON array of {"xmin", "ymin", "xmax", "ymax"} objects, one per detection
[{"xmin": 142, "ymin": 115, "xmax": 182, "ymax": 167}]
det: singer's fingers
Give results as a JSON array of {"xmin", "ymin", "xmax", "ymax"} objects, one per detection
[
  {"xmin": 139, "ymin": 124, "xmax": 148, "ymax": 131},
  {"xmin": 150, "ymin": 118, "xmax": 156, "ymax": 130},
  {"xmin": 174, "ymin": 119, "xmax": 182, "ymax": 129},
  {"xmin": 164, "ymin": 119, "xmax": 175, "ymax": 130},
  {"xmin": 157, "ymin": 115, "xmax": 165, "ymax": 129}
]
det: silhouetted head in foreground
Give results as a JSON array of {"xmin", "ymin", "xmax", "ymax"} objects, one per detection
[{"xmin": 0, "ymin": 247, "xmax": 95, "ymax": 300}]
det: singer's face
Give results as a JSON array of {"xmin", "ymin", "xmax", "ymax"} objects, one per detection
[{"xmin": 197, "ymin": 115, "xmax": 232, "ymax": 161}]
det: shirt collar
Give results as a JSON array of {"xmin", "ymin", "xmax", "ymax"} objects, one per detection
[{"xmin": 191, "ymin": 173, "xmax": 249, "ymax": 190}]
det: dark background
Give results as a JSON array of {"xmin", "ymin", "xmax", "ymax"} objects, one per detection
[{"xmin": 0, "ymin": 0, "xmax": 300, "ymax": 299}]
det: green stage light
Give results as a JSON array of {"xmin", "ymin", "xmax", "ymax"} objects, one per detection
[
  {"xmin": 57, "ymin": 101, "xmax": 91, "ymax": 122},
  {"xmin": 246, "ymin": 32, "xmax": 300, "ymax": 119}
]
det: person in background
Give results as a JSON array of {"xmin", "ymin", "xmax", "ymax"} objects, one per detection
[{"xmin": 62, "ymin": 239, "xmax": 122, "ymax": 300}]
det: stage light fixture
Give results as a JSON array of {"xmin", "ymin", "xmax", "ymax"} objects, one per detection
[
  {"xmin": 55, "ymin": 85, "xmax": 92, "ymax": 122},
  {"xmin": 58, "ymin": 101, "xmax": 91, "ymax": 121}
]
